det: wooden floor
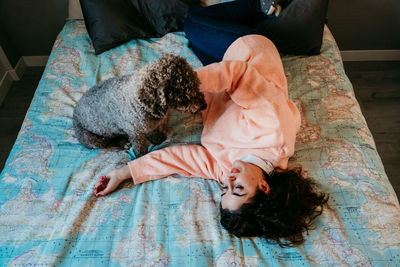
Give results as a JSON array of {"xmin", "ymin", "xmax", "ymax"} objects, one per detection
[
  {"xmin": 0, "ymin": 67, "xmax": 44, "ymax": 171},
  {"xmin": 0, "ymin": 63, "xmax": 399, "ymax": 200},
  {"xmin": 343, "ymin": 61, "xmax": 400, "ymax": 199}
]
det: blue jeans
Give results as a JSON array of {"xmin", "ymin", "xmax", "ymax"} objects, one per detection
[{"xmin": 184, "ymin": 0, "xmax": 268, "ymax": 65}]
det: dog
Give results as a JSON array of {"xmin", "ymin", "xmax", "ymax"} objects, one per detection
[{"xmin": 73, "ymin": 54, "xmax": 206, "ymax": 156}]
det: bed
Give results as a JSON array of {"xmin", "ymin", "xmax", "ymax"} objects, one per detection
[{"xmin": 1, "ymin": 1, "xmax": 399, "ymax": 266}]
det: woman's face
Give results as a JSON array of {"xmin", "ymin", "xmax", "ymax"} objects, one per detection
[{"xmin": 220, "ymin": 160, "xmax": 269, "ymax": 211}]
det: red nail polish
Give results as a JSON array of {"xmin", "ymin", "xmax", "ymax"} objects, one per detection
[{"xmin": 231, "ymin": 168, "xmax": 240, "ymax": 173}]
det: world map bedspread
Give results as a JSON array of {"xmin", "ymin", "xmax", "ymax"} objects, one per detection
[{"xmin": 0, "ymin": 20, "xmax": 399, "ymax": 266}]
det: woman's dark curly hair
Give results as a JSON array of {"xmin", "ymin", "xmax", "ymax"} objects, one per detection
[{"xmin": 220, "ymin": 168, "xmax": 328, "ymax": 246}]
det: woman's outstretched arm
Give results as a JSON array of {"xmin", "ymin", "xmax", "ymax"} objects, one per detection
[
  {"xmin": 128, "ymin": 144, "xmax": 222, "ymax": 184},
  {"xmin": 95, "ymin": 144, "xmax": 223, "ymax": 196}
]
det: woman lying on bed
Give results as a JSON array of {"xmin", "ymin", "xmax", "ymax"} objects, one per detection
[{"xmin": 94, "ymin": 34, "xmax": 328, "ymax": 247}]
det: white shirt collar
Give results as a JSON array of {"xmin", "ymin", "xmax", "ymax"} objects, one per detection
[{"xmin": 239, "ymin": 154, "xmax": 274, "ymax": 176}]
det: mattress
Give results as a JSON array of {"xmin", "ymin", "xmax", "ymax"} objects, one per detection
[{"xmin": 0, "ymin": 19, "xmax": 399, "ymax": 266}]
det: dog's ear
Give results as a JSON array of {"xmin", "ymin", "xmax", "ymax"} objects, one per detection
[
  {"xmin": 164, "ymin": 55, "xmax": 192, "ymax": 103},
  {"xmin": 138, "ymin": 80, "xmax": 168, "ymax": 119},
  {"xmin": 163, "ymin": 55, "xmax": 205, "ymax": 113}
]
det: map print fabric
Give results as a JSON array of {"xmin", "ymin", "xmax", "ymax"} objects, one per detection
[{"xmin": 0, "ymin": 20, "xmax": 399, "ymax": 266}]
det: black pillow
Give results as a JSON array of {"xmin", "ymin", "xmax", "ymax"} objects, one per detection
[
  {"xmin": 79, "ymin": 0, "xmax": 154, "ymax": 55},
  {"xmin": 80, "ymin": 0, "xmax": 202, "ymax": 55},
  {"xmin": 256, "ymin": 0, "xmax": 329, "ymax": 55},
  {"xmin": 130, "ymin": 0, "xmax": 202, "ymax": 36}
]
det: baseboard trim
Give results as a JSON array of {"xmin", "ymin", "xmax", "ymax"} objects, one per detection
[
  {"xmin": 0, "ymin": 71, "xmax": 14, "ymax": 106},
  {"xmin": 0, "ymin": 56, "xmax": 47, "ymax": 106},
  {"xmin": 22, "ymin": 56, "xmax": 49, "ymax": 67},
  {"xmin": 14, "ymin": 58, "xmax": 27, "ymax": 79},
  {"xmin": 341, "ymin": 50, "xmax": 400, "ymax": 62},
  {"xmin": 1, "ymin": 50, "xmax": 398, "ymax": 105}
]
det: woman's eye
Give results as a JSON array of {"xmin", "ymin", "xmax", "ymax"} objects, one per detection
[
  {"xmin": 220, "ymin": 184, "xmax": 227, "ymax": 190},
  {"xmin": 235, "ymin": 185, "xmax": 244, "ymax": 189}
]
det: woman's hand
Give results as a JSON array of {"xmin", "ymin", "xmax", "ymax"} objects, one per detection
[
  {"xmin": 94, "ymin": 165, "xmax": 132, "ymax": 197},
  {"xmin": 262, "ymin": 0, "xmax": 292, "ymax": 17}
]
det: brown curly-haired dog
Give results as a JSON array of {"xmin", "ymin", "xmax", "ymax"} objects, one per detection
[{"xmin": 73, "ymin": 54, "xmax": 206, "ymax": 156}]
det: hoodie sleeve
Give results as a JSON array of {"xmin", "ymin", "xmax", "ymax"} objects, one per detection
[
  {"xmin": 128, "ymin": 144, "xmax": 223, "ymax": 184},
  {"xmin": 196, "ymin": 60, "xmax": 286, "ymax": 109},
  {"xmin": 196, "ymin": 61, "xmax": 248, "ymax": 94}
]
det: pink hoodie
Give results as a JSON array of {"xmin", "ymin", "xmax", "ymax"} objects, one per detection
[{"xmin": 128, "ymin": 35, "xmax": 301, "ymax": 184}]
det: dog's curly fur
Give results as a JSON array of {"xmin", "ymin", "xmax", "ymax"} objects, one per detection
[{"xmin": 73, "ymin": 54, "xmax": 206, "ymax": 156}]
